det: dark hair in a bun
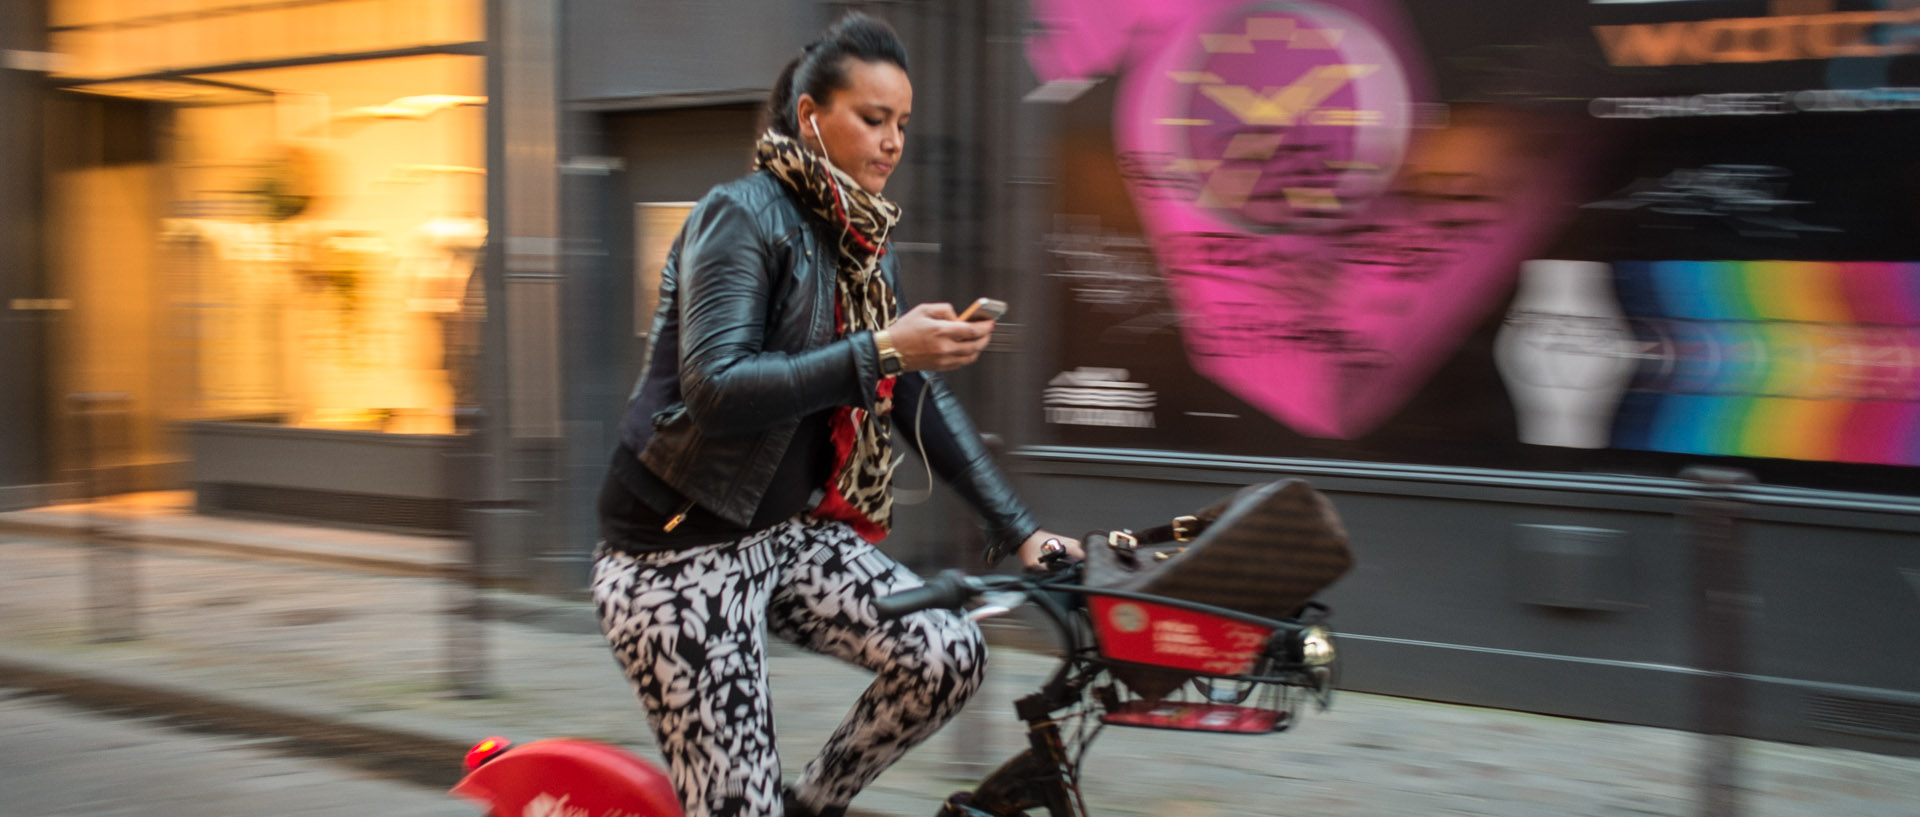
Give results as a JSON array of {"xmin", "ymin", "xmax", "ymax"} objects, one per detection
[{"xmin": 763, "ymin": 12, "xmax": 908, "ymax": 138}]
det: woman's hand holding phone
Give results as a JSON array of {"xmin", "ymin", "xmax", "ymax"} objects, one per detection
[{"xmin": 887, "ymin": 301, "xmax": 998, "ymax": 372}]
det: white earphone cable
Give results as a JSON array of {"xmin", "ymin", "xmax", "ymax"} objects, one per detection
[
  {"xmin": 810, "ymin": 114, "xmax": 855, "ymax": 251},
  {"xmin": 891, "ymin": 375, "xmax": 935, "ymax": 506}
]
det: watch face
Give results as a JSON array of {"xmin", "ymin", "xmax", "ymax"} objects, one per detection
[{"xmin": 1156, "ymin": 1, "xmax": 1414, "ymax": 235}]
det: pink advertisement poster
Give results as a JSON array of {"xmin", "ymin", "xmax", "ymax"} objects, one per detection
[{"xmin": 1026, "ymin": 0, "xmax": 1593, "ymax": 440}]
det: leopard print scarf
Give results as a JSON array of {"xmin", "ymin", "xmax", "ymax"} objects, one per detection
[{"xmin": 755, "ymin": 130, "xmax": 903, "ymax": 542}]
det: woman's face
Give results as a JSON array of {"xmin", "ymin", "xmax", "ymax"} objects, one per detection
[{"xmin": 797, "ymin": 58, "xmax": 912, "ymax": 195}]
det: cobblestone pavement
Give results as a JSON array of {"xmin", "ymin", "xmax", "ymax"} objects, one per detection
[{"xmin": 2, "ymin": 496, "xmax": 1916, "ymax": 817}]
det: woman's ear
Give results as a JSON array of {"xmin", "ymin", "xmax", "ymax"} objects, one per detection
[{"xmin": 794, "ymin": 93, "xmax": 818, "ymax": 138}]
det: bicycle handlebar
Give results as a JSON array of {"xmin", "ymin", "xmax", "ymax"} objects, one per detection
[
  {"xmin": 873, "ymin": 569, "xmax": 979, "ymax": 619},
  {"xmin": 874, "ymin": 565, "xmax": 1078, "ymax": 620}
]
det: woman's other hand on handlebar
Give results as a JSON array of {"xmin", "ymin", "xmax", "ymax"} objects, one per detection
[
  {"xmin": 889, "ymin": 302, "xmax": 993, "ymax": 372},
  {"xmin": 1018, "ymin": 530, "xmax": 1084, "ymax": 572}
]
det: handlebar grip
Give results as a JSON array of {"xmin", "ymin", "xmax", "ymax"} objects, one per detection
[{"xmin": 874, "ymin": 570, "xmax": 975, "ymax": 619}]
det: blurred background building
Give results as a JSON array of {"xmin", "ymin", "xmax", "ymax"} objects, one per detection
[
  {"xmin": 1, "ymin": 0, "xmax": 488, "ymax": 523},
  {"xmin": 2, "ymin": 0, "xmax": 1918, "ymax": 759}
]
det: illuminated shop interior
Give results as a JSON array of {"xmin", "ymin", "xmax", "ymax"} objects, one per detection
[{"xmin": 46, "ymin": 0, "xmax": 486, "ymax": 481}]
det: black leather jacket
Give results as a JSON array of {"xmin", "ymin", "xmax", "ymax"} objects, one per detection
[{"xmin": 617, "ymin": 170, "xmax": 1038, "ymax": 563}]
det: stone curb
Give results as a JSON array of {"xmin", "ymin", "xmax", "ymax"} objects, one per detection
[{"xmin": 0, "ymin": 647, "xmax": 472, "ymax": 789}]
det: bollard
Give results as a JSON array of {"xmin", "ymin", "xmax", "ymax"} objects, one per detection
[
  {"xmin": 1682, "ymin": 466, "xmax": 1755, "ymax": 817},
  {"xmin": 443, "ymin": 406, "xmax": 493, "ymax": 698},
  {"xmin": 71, "ymin": 392, "xmax": 139, "ymax": 643}
]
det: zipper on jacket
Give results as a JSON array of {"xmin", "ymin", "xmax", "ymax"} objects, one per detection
[{"xmin": 663, "ymin": 500, "xmax": 694, "ymax": 532}]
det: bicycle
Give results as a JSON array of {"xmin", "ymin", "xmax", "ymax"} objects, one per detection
[{"xmin": 451, "ymin": 479, "xmax": 1349, "ymax": 817}]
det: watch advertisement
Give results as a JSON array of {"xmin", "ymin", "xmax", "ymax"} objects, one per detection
[{"xmin": 1024, "ymin": 0, "xmax": 1920, "ymax": 487}]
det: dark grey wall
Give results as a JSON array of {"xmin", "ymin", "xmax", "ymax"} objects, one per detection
[
  {"xmin": 1012, "ymin": 450, "xmax": 1920, "ymax": 758},
  {"xmin": 0, "ymin": 0, "xmax": 50, "ymax": 506},
  {"xmin": 611, "ymin": 105, "xmax": 760, "ymax": 203},
  {"xmin": 601, "ymin": 102, "xmax": 762, "ymax": 358},
  {"xmin": 564, "ymin": 0, "xmax": 824, "ymax": 104}
]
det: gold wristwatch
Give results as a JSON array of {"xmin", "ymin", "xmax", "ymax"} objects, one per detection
[{"xmin": 872, "ymin": 329, "xmax": 905, "ymax": 375}]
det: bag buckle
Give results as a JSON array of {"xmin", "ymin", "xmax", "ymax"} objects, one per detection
[
  {"xmin": 1170, "ymin": 515, "xmax": 1201, "ymax": 542},
  {"xmin": 1108, "ymin": 530, "xmax": 1138, "ymax": 551}
]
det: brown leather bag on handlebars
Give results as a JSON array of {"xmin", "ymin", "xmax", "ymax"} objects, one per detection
[{"xmin": 1081, "ymin": 479, "xmax": 1354, "ymax": 701}]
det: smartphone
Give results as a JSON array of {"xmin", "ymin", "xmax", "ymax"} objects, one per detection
[{"xmin": 958, "ymin": 297, "xmax": 1008, "ymax": 322}]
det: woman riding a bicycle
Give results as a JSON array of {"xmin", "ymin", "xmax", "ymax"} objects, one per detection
[{"xmin": 590, "ymin": 13, "xmax": 1082, "ymax": 817}]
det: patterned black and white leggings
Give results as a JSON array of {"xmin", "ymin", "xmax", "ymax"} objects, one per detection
[{"xmin": 591, "ymin": 514, "xmax": 987, "ymax": 817}]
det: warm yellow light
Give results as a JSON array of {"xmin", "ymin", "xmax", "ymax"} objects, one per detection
[
  {"xmin": 335, "ymin": 95, "xmax": 488, "ymax": 121},
  {"xmin": 49, "ymin": 0, "xmax": 485, "ymax": 81}
]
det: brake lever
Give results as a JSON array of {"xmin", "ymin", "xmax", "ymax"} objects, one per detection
[{"xmin": 1013, "ymin": 537, "xmax": 1075, "ymax": 580}]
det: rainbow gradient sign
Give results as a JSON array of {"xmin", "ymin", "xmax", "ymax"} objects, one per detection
[
  {"xmin": 1498, "ymin": 259, "xmax": 1920, "ymax": 467},
  {"xmin": 1614, "ymin": 261, "xmax": 1920, "ymax": 466}
]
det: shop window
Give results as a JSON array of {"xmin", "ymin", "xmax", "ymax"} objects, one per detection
[{"xmin": 48, "ymin": 0, "xmax": 487, "ymax": 448}]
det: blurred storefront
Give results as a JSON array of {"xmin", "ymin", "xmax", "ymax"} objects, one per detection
[
  {"xmin": 3, "ymin": 0, "xmax": 1024, "ymax": 583},
  {"xmin": 25, "ymin": 1, "xmax": 488, "ymax": 527},
  {"xmin": 1010, "ymin": 0, "xmax": 1920, "ymax": 759}
]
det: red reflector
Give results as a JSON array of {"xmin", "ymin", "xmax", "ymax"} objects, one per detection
[{"xmin": 464, "ymin": 736, "xmax": 513, "ymax": 771}]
